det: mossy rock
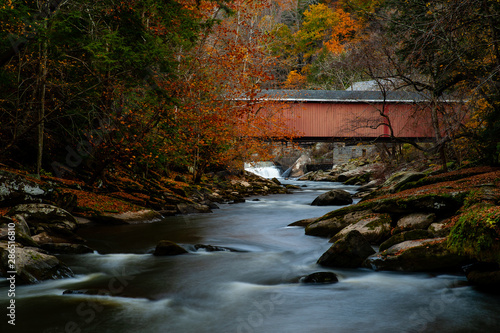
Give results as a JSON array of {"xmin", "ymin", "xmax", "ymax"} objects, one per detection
[
  {"xmin": 289, "ymin": 217, "xmax": 317, "ymax": 227},
  {"xmin": 385, "ymin": 171, "xmax": 426, "ymax": 193},
  {"xmin": 317, "ymin": 230, "xmax": 375, "ymax": 268},
  {"xmin": 315, "ymin": 201, "xmax": 377, "ymax": 222},
  {"xmin": 7, "ymin": 203, "xmax": 78, "ymax": 233},
  {"xmin": 464, "ymin": 262, "xmax": 500, "ymax": 293},
  {"xmin": 0, "ymin": 215, "xmax": 38, "ymax": 247},
  {"xmin": 311, "ymin": 189, "xmax": 353, "ymax": 206},
  {"xmin": 379, "ymin": 229, "xmax": 434, "ymax": 252},
  {"xmin": 305, "ymin": 215, "xmax": 350, "ymax": 238},
  {"xmin": 329, "ymin": 213, "xmax": 392, "ymax": 245},
  {"xmin": 362, "ymin": 171, "xmax": 426, "ymax": 200},
  {"xmin": 428, "ymin": 222, "xmax": 452, "ymax": 237},
  {"xmin": 0, "ymin": 171, "xmax": 50, "ymax": 207},
  {"xmin": 373, "ymin": 193, "xmax": 464, "ymax": 216},
  {"xmin": 447, "ymin": 204, "xmax": 500, "ymax": 263},
  {"xmin": 0, "ymin": 242, "xmax": 73, "ymax": 284},
  {"xmin": 305, "ymin": 208, "xmax": 375, "ymax": 238},
  {"xmin": 394, "ymin": 213, "xmax": 436, "ymax": 233},
  {"xmin": 364, "ymin": 238, "xmax": 470, "ymax": 272},
  {"xmin": 344, "ymin": 173, "xmax": 371, "ymax": 185}
]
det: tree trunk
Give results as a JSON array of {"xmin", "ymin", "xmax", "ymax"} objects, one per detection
[
  {"xmin": 430, "ymin": 99, "xmax": 448, "ymax": 172},
  {"xmin": 36, "ymin": 18, "xmax": 48, "ymax": 177}
]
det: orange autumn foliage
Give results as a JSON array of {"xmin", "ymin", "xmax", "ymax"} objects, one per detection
[
  {"xmin": 158, "ymin": 0, "xmax": 298, "ymax": 181},
  {"xmin": 324, "ymin": 7, "xmax": 362, "ymax": 55}
]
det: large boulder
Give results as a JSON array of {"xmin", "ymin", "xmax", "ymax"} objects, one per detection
[
  {"xmin": 305, "ymin": 206, "xmax": 375, "ymax": 238},
  {"xmin": 463, "ymin": 262, "xmax": 500, "ymax": 293},
  {"xmin": 176, "ymin": 203, "xmax": 212, "ymax": 214},
  {"xmin": 0, "ymin": 171, "xmax": 49, "ymax": 207},
  {"xmin": 91, "ymin": 209, "xmax": 163, "ymax": 224},
  {"xmin": 305, "ymin": 216, "xmax": 350, "ymax": 238},
  {"xmin": 363, "ymin": 238, "xmax": 470, "ymax": 272},
  {"xmin": 317, "ymin": 230, "xmax": 375, "ymax": 268},
  {"xmin": 394, "ymin": 213, "xmax": 436, "ymax": 233},
  {"xmin": 0, "ymin": 242, "xmax": 73, "ymax": 284},
  {"xmin": 336, "ymin": 163, "xmax": 381, "ymax": 184},
  {"xmin": 382, "ymin": 171, "xmax": 427, "ymax": 193},
  {"xmin": 363, "ymin": 171, "xmax": 427, "ymax": 200},
  {"xmin": 7, "ymin": 203, "xmax": 78, "ymax": 235},
  {"xmin": 311, "ymin": 189, "xmax": 353, "ymax": 206},
  {"xmin": 329, "ymin": 214, "xmax": 392, "ymax": 245},
  {"xmin": 298, "ymin": 170, "xmax": 338, "ymax": 182},
  {"xmin": 39, "ymin": 243, "xmax": 94, "ymax": 254},
  {"xmin": 428, "ymin": 221, "xmax": 452, "ymax": 237},
  {"xmin": 0, "ymin": 215, "xmax": 30, "ymax": 235},
  {"xmin": 31, "ymin": 231, "xmax": 85, "ymax": 245},
  {"xmin": 0, "ymin": 215, "xmax": 37, "ymax": 247},
  {"xmin": 288, "ymin": 217, "xmax": 318, "ymax": 227},
  {"xmin": 379, "ymin": 229, "xmax": 434, "ymax": 252},
  {"xmin": 153, "ymin": 240, "xmax": 188, "ymax": 256},
  {"xmin": 354, "ymin": 179, "xmax": 384, "ymax": 198},
  {"xmin": 288, "ymin": 152, "xmax": 312, "ymax": 178}
]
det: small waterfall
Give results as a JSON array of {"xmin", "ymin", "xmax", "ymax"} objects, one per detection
[{"xmin": 244, "ymin": 162, "xmax": 282, "ymax": 179}]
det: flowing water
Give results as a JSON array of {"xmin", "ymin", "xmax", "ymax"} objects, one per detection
[{"xmin": 2, "ymin": 174, "xmax": 500, "ymax": 333}]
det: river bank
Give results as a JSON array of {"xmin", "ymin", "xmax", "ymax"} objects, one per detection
[
  {"xmin": 0, "ymin": 165, "xmax": 292, "ymax": 284},
  {"xmin": 294, "ymin": 162, "xmax": 500, "ymax": 293}
]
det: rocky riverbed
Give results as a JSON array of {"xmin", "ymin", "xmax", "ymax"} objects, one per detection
[
  {"xmin": 293, "ymin": 164, "xmax": 500, "ymax": 293},
  {"xmin": 2, "ymin": 163, "xmax": 500, "ymax": 294}
]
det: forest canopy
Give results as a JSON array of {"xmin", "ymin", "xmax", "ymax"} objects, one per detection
[
  {"xmin": 0, "ymin": 0, "xmax": 499, "ymax": 182},
  {"xmin": 0, "ymin": 0, "xmax": 296, "ymax": 182}
]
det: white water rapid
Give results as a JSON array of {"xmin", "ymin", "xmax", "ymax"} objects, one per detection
[{"xmin": 244, "ymin": 162, "xmax": 282, "ymax": 179}]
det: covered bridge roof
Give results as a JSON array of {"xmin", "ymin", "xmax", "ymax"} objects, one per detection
[{"xmin": 259, "ymin": 89, "xmax": 434, "ymax": 103}]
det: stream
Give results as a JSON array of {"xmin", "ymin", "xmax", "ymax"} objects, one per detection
[{"xmin": 2, "ymin": 174, "xmax": 500, "ymax": 332}]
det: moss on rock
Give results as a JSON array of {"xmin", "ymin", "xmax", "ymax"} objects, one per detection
[{"xmin": 447, "ymin": 204, "xmax": 500, "ymax": 263}]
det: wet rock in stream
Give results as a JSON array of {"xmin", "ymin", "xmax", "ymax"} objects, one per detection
[
  {"xmin": 153, "ymin": 240, "xmax": 188, "ymax": 256},
  {"xmin": 301, "ymin": 272, "xmax": 339, "ymax": 284}
]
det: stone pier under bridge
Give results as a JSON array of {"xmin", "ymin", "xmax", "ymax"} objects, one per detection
[{"xmin": 272, "ymin": 142, "xmax": 379, "ymax": 177}]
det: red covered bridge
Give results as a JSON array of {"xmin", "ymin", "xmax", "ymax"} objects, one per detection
[{"xmin": 258, "ymin": 90, "xmax": 454, "ymax": 142}]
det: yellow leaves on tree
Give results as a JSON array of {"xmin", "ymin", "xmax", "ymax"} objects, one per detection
[
  {"xmin": 297, "ymin": 3, "xmax": 362, "ymax": 57},
  {"xmin": 284, "ymin": 70, "xmax": 307, "ymax": 89},
  {"xmin": 275, "ymin": 2, "xmax": 364, "ymax": 87}
]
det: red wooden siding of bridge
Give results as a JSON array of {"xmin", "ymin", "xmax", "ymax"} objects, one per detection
[{"xmin": 278, "ymin": 102, "xmax": 435, "ymax": 140}]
